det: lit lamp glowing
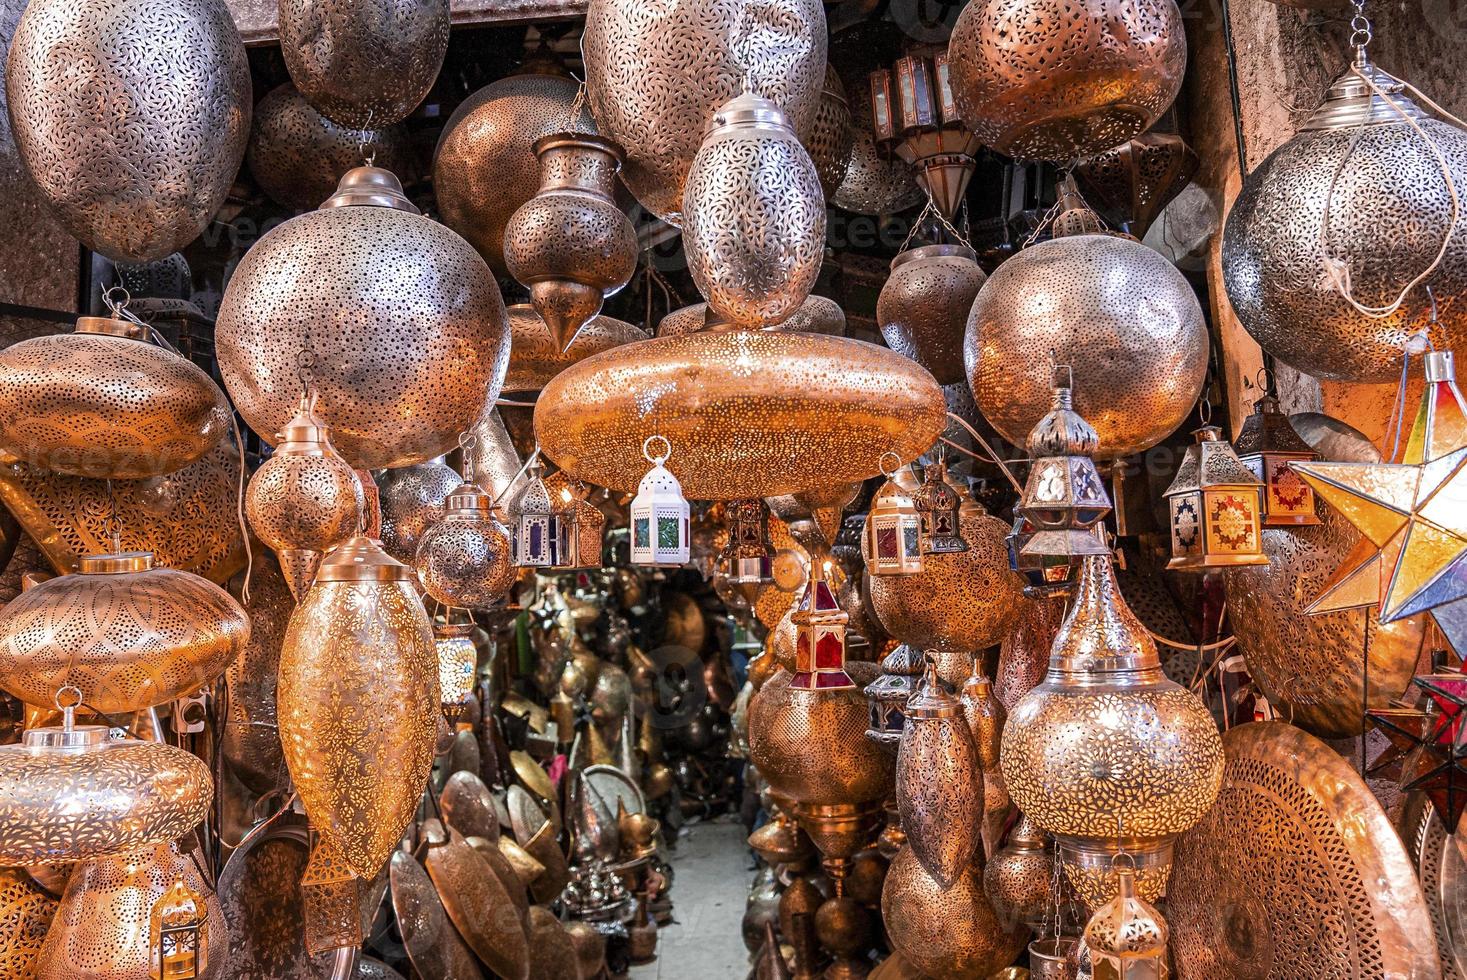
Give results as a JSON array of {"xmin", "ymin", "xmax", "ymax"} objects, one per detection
[
  {"xmin": 863, "ymin": 453, "xmax": 923, "ymax": 576},
  {"xmin": 435, "ymin": 621, "xmax": 478, "ymax": 722},
  {"xmin": 149, "ymin": 879, "xmax": 208, "ymax": 980},
  {"xmin": 1163, "ymin": 427, "xmax": 1267, "ymax": 570}
]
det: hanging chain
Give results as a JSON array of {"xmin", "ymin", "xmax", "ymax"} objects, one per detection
[
  {"xmin": 1349, "ymin": 0, "xmax": 1372, "ymax": 53},
  {"xmin": 357, "ymin": 109, "xmax": 377, "ymax": 167}
]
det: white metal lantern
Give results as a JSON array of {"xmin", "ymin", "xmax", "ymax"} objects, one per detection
[
  {"xmin": 863, "ymin": 454, "xmax": 923, "ymax": 576},
  {"xmin": 629, "ymin": 435, "xmax": 690, "ymax": 567},
  {"xmin": 511, "ymin": 459, "xmax": 560, "ymax": 567}
]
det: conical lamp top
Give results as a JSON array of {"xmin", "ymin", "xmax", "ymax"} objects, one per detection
[{"xmin": 1047, "ymin": 555, "xmax": 1161, "ymax": 679}]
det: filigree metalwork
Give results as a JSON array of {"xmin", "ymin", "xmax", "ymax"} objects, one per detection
[
  {"xmin": 388, "ymin": 851, "xmax": 484, "ymax": 980},
  {"xmin": 504, "ymin": 305, "xmax": 646, "ymax": 394},
  {"xmin": 6, "ymin": 0, "xmax": 251, "ymax": 264},
  {"xmin": 947, "ymin": 0, "xmax": 1186, "ymax": 161},
  {"xmin": 0, "ymin": 866, "xmax": 57, "ymax": 979},
  {"xmin": 882, "ymin": 844, "xmax": 1027, "ymax": 979},
  {"xmin": 657, "ymin": 295, "xmax": 846, "ymax": 337},
  {"xmin": 806, "ymin": 65, "xmax": 853, "ymax": 198},
  {"xmin": 377, "ymin": 459, "xmax": 460, "ymax": 563},
  {"xmin": 216, "ymin": 176, "xmax": 510, "ymax": 470},
  {"xmin": 581, "ymin": 0, "xmax": 827, "ymax": 223},
  {"xmin": 1169, "ymin": 722, "xmax": 1440, "ymax": 977},
  {"xmin": 0, "ymin": 551, "xmax": 248, "ymax": 714},
  {"xmin": 878, "ymin": 245, "xmax": 987, "ymax": 387},
  {"xmin": 965, "ymin": 233, "xmax": 1208, "ymax": 459},
  {"xmin": 534, "ymin": 330, "xmax": 946, "ymax": 499},
  {"xmin": 832, "ymin": 79, "xmax": 921, "ymax": 216},
  {"xmin": 897, "ymin": 665, "xmax": 983, "ymax": 888},
  {"xmin": 278, "ymin": 0, "xmax": 448, "ymax": 128}
]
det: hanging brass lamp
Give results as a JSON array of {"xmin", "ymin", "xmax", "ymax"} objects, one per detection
[
  {"xmin": 0, "ymin": 551, "xmax": 248, "ymax": 714},
  {"xmin": 867, "ymin": 49, "xmax": 980, "ymax": 220},
  {"xmin": 0, "ymin": 306, "xmax": 231, "ymax": 479},
  {"xmin": 246, "ymin": 390, "xmax": 364, "ymax": 600},
  {"xmin": 414, "ymin": 481, "xmax": 515, "ymax": 609},
  {"xmin": 1233, "ymin": 393, "xmax": 1322, "ymax": 526},
  {"xmin": 877, "ymin": 243, "xmax": 988, "ymax": 385},
  {"xmin": 277, "ymin": 535, "xmax": 439, "ymax": 879},
  {"xmin": 911, "ymin": 459, "xmax": 967, "ymax": 554},
  {"xmin": 682, "ymin": 90, "xmax": 826, "ymax": 329},
  {"xmin": 1163, "ymin": 427, "xmax": 1268, "ymax": 570},
  {"xmin": 719, "ymin": 498, "xmax": 776, "ymax": 604},
  {"xmin": 435, "ymin": 621, "xmax": 479, "ymax": 723},
  {"xmin": 1082, "ymin": 859, "xmax": 1170, "ymax": 979},
  {"xmin": 505, "ymin": 133, "xmax": 638, "ymax": 352},
  {"xmin": 0, "ymin": 691, "xmax": 213, "ymax": 866}
]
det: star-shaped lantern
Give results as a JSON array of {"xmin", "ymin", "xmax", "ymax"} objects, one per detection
[{"xmin": 1369, "ymin": 668, "xmax": 1467, "ymax": 830}]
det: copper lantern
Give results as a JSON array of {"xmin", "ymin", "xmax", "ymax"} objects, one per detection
[
  {"xmin": 149, "ymin": 878, "xmax": 208, "ymax": 979},
  {"xmin": 877, "ymin": 244, "xmax": 988, "ymax": 386},
  {"xmin": 414, "ymin": 481, "xmax": 515, "ymax": 609},
  {"xmin": 719, "ymin": 498, "xmax": 776, "ymax": 603},
  {"xmin": 911, "ymin": 460, "xmax": 967, "ymax": 554},
  {"xmin": 682, "ymin": 91, "xmax": 827, "ymax": 329},
  {"xmin": 863, "ymin": 468, "xmax": 924, "ymax": 576},
  {"xmin": 504, "ymin": 133, "xmax": 639, "ymax": 352},
  {"xmin": 1233, "ymin": 394, "xmax": 1322, "ymax": 527},
  {"xmin": 551, "ymin": 480, "xmax": 607, "ymax": 571},
  {"xmin": 897, "ymin": 661, "xmax": 984, "ymax": 888},
  {"xmin": 1163, "ymin": 427, "xmax": 1268, "ymax": 570},
  {"xmin": 946, "ymin": 0, "xmax": 1186, "ymax": 162},
  {"xmin": 0, "ymin": 311, "xmax": 231, "ymax": 479},
  {"xmin": 868, "ymin": 49, "xmax": 980, "ymax": 219},
  {"xmin": 216, "ymin": 165, "xmax": 510, "ymax": 470},
  {"xmin": 277, "ymin": 536, "xmax": 439, "ymax": 879},
  {"xmin": 1082, "ymin": 861, "xmax": 1169, "ymax": 979}
]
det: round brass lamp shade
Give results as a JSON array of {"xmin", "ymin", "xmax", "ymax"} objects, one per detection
[{"xmin": 534, "ymin": 331, "xmax": 946, "ymax": 500}]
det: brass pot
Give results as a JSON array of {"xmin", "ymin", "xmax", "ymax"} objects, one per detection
[
  {"xmin": 536, "ymin": 331, "xmax": 946, "ymax": 499},
  {"xmin": 216, "ymin": 167, "xmax": 510, "ymax": 470},
  {"xmin": 6, "ymin": 0, "xmax": 250, "ymax": 264},
  {"xmin": 36, "ymin": 842, "xmax": 227, "ymax": 980},
  {"xmin": 1226, "ymin": 500, "xmax": 1425, "ymax": 739},
  {"xmin": 0, "ymin": 315, "xmax": 231, "ymax": 479},
  {"xmin": 881, "ymin": 845, "xmax": 1027, "ymax": 980},
  {"xmin": 897, "ymin": 663, "xmax": 984, "ymax": 888},
  {"xmin": 868, "ymin": 508, "xmax": 1025, "ymax": 654},
  {"xmin": 503, "ymin": 305, "xmax": 647, "ymax": 394},
  {"xmin": 581, "ymin": 0, "xmax": 827, "ymax": 223},
  {"xmin": 277, "ymin": 536, "xmax": 439, "ymax": 879},
  {"xmin": 505, "ymin": 134, "xmax": 639, "ymax": 351},
  {"xmin": 247, "ymin": 82, "xmax": 419, "ymax": 212},
  {"xmin": 378, "ymin": 458, "xmax": 461, "ymax": 563},
  {"xmin": 947, "ymin": 0, "xmax": 1185, "ymax": 161},
  {"xmin": 0, "ymin": 550, "xmax": 248, "ymax": 714},
  {"xmin": 749, "ymin": 668, "xmax": 894, "ymax": 808},
  {"xmin": 1221, "ymin": 60, "xmax": 1467, "ymax": 382},
  {"xmin": 434, "ymin": 72, "xmax": 595, "ymax": 276},
  {"xmin": 658, "ymin": 295, "xmax": 848, "ymax": 338},
  {"xmin": 683, "ymin": 92, "xmax": 826, "ymax": 328},
  {"xmin": 878, "ymin": 245, "xmax": 988, "ymax": 386},
  {"xmin": 967, "ymin": 232, "xmax": 1206, "ymax": 459},
  {"xmin": 278, "ymin": 0, "xmax": 448, "ymax": 128}
]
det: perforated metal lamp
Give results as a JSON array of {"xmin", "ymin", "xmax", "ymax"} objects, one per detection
[{"xmin": 1163, "ymin": 426, "xmax": 1268, "ymax": 570}]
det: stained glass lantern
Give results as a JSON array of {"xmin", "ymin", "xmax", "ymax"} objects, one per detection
[
  {"xmin": 1163, "ymin": 426, "xmax": 1267, "ymax": 571},
  {"xmin": 863, "ymin": 454, "xmax": 923, "ymax": 576},
  {"xmin": 552, "ymin": 480, "xmax": 607, "ymax": 570},
  {"xmin": 149, "ymin": 879, "xmax": 208, "ymax": 980},
  {"xmin": 1233, "ymin": 393, "xmax": 1320, "ymax": 526},
  {"xmin": 1018, "ymin": 378, "xmax": 1113, "ymax": 551},
  {"xmin": 911, "ymin": 459, "xmax": 967, "ymax": 554},
  {"xmin": 435, "ymin": 621, "xmax": 478, "ymax": 722},
  {"xmin": 629, "ymin": 436, "xmax": 690, "ymax": 568},
  {"xmin": 791, "ymin": 560, "xmax": 853, "ymax": 691},
  {"xmin": 1006, "ymin": 514, "xmax": 1093, "ymax": 599},
  {"xmin": 512, "ymin": 459, "xmax": 561, "ymax": 567},
  {"xmin": 719, "ymin": 498, "xmax": 775, "ymax": 603},
  {"xmin": 864, "ymin": 644, "xmax": 926, "ymax": 747},
  {"xmin": 1082, "ymin": 859, "xmax": 1170, "ymax": 980},
  {"xmin": 868, "ymin": 48, "xmax": 978, "ymax": 220}
]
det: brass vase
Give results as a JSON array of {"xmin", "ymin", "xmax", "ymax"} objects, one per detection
[
  {"xmin": 682, "ymin": 91, "xmax": 826, "ymax": 329},
  {"xmin": 877, "ymin": 245, "xmax": 988, "ymax": 386},
  {"xmin": 0, "ymin": 549, "xmax": 248, "ymax": 714},
  {"xmin": 0, "ymin": 313, "xmax": 231, "ymax": 479},
  {"xmin": 896, "ymin": 662, "xmax": 984, "ymax": 888},
  {"xmin": 881, "ymin": 845, "xmax": 1027, "ymax": 980},
  {"xmin": 277, "ymin": 536, "xmax": 439, "ymax": 879},
  {"xmin": 505, "ymin": 134, "xmax": 639, "ymax": 352}
]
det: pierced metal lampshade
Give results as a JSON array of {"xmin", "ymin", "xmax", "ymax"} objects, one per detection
[
  {"xmin": 965, "ymin": 231, "xmax": 1208, "ymax": 459},
  {"xmin": 435, "ymin": 623, "xmax": 479, "ymax": 722},
  {"xmin": 505, "ymin": 133, "xmax": 639, "ymax": 352},
  {"xmin": 877, "ymin": 245, "xmax": 988, "ymax": 386},
  {"xmin": 245, "ymin": 391, "xmax": 365, "ymax": 600},
  {"xmin": 682, "ymin": 91, "xmax": 826, "ymax": 328},
  {"xmin": 378, "ymin": 457, "xmax": 461, "ymax": 565},
  {"xmin": 277, "ymin": 536, "xmax": 439, "ymax": 879},
  {"xmin": 581, "ymin": 0, "xmax": 827, "ymax": 224},
  {"xmin": 216, "ymin": 165, "xmax": 510, "ymax": 470},
  {"xmin": 0, "ymin": 550, "xmax": 248, "ymax": 714},
  {"xmin": 807, "ymin": 65, "xmax": 855, "ymax": 199},
  {"xmin": 503, "ymin": 305, "xmax": 647, "ymax": 395},
  {"xmin": 882, "ymin": 844, "xmax": 1027, "ymax": 980},
  {"xmin": 5, "ymin": 0, "xmax": 251, "ymax": 264},
  {"xmin": 414, "ymin": 482, "xmax": 515, "ymax": 609},
  {"xmin": 534, "ymin": 330, "xmax": 947, "ymax": 499},
  {"xmin": 278, "ymin": 0, "xmax": 448, "ymax": 129},
  {"xmin": 658, "ymin": 295, "xmax": 848, "ymax": 338},
  {"xmin": 1221, "ymin": 55, "xmax": 1467, "ymax": 382},
  {"xmin": 947, "ymin": 0, "xmax": 1186, "ymax": 161},
  {"xmin": 0, "ymin": 313, "xmax": 231, "ymax": 479},
  {"xmin": 897, "ymin": 661, "xmax": 984, "ymax": 888},
  {"xmin": 0, "ymin": 698, "xmax": 213, "ymax": 866}
]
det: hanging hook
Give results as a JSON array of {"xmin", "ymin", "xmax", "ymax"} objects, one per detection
[{"xmin": 642, "ymin": 434, "xmax": 672, "ymax": 466}]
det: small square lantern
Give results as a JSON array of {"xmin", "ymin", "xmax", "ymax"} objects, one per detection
[
  {"xmin": 719, "ymin": 498, "xmax": 774, "ymax": 602},
  {"xmin": 1164, "ymin": 426, "xmax": 1268, "ymax": 571},
  {"xmin": 863, "ymin": 644, "xmax": 926, "ymax": 746},
  {"xmin": 630, "ymin": 435, "xmax": 690, "ymax": 567},
  {"xmin": 911, "ymin": 459, "xmax": 967, "ymax": 554},
  {"xmin": 1082, "ymin": 861, "xmax": 1170, "ymax": 980},
  {"xmin": 1233, "ymin": 394, "xmax": 1321, "ymax": 526},
  {"xmin": 511, "ymin": 459, "xmax": 560, "ymax": 567},
  {"xmin": 1017, "ymin": 376, "xmax": 1113, "ymax": 566},
  {"xmin": 868, "ymin": 68, "xmax": 896, "ymax": 145},
  {"xmin": 301, "ymin": 831, "xmax": 366, "ymax": 955},
  {"xmin": 149, "ymin": 879, "xmax": 208, "ymax": 980},
  {"xmin": 863, "ymin": 455, "xmax": 923, "ymax": 576},
  {"xmin": 552, "ymin": 479, "xmax": 607, "ymax": 570},
  {"xmin": 791, "ymin": 560, "xmax": 854, "ymax": 691}
]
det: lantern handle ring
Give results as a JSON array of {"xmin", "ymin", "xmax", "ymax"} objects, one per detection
[
  {"xmin": 1110, "ymin": 849, "xmax": 1138, "ymax": 873},
  {"xmin": 878, "ymin": 451, "xmax": 901, "ymax": 479},
  {"xmin": 643, "ymin": 434, "xmax": 672, "ymax": 466},
  {"xmin": 1051, "ymin": 362, "xmax": 1074, "ymax": 391}
]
